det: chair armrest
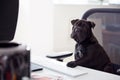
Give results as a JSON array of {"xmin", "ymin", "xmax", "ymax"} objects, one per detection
[{"xmin": 46, "ymin": 51, "xmax": 73, "ymax": 61}]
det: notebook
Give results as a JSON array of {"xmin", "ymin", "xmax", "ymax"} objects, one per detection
[{"xmin": 31, "ymin": 62, "xmax": 43, "ymax": 72}]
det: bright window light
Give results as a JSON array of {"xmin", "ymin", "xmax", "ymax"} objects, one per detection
[
  {"xmin": 53, "ymin": 0, "xmax": 88, "ymax": 4},
  {"xmin": 109, "ymin": 0, "xmax": 120, "ymax": 4},
  {"xmin": 53, "ymin": 0, "xmax": 120, "ymax": 4}
]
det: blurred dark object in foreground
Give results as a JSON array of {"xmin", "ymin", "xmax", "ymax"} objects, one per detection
[{"xmin": 0, "ymin": 42, "xmax": 30, "ymax": 80}]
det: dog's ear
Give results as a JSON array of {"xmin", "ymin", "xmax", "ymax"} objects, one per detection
[
  {"xmin": 71, "ymin": 19, "xmax": 79, "ymax": 25},
  {"xmin": 87, "ymin": 21, "xmax": 95, "ymax": 28}
]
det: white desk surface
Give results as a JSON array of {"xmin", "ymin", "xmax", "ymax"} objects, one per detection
[{"xmin": 31, "ymin": 55, "xmax": 120, "ymax": 80}]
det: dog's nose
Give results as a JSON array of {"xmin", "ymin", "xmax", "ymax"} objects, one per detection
[{"xmin": 71, "ymin": 33, "xmax": 75, "ymax": 39}]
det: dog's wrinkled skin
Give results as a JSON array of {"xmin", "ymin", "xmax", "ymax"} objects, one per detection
[{"xmin": 67, "ymin": 19, "xmax": 113, "ymax": 73}]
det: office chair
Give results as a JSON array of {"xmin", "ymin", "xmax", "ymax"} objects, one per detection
[
  {"xmin": 46, "ymin": 51, "xmax": 73, "ymax": 61},
  {"xmin": 81, "ymin": 8, "xmax": 120, "ymax": 65},
  {"xmin": 47, "ymin": 8, "xmax": 120, "ymax": 75}
]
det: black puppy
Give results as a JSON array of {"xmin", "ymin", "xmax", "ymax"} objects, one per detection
[{"xmin": 67, "ymin": 19, "xmax": 113, "ymax": 73}]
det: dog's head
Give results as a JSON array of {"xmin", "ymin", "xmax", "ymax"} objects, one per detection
[{"xmin": 71, "ymin": 19, "xmax": 95, "ymax": 43}]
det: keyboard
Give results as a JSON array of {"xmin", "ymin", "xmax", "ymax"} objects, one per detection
[{"xmin": 38, "ymin": 58, "xmax": 87, "ymax": 77}]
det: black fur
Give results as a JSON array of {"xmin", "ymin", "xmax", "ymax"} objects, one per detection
[{"xmin": 67, "ymin": 19, "xmax": 114, "ymax": 73}]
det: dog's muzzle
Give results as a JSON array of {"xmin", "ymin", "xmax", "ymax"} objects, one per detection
[{"xmin": 71, "ymin": 31, "xmax": 78, "ymax": 41}]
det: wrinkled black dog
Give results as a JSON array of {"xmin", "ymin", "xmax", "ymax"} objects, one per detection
[{"xmin": 67, "ymin": 19, "xmax": 114, "ymax": 73}]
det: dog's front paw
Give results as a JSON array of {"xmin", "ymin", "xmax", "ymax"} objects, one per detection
[{"xmin": 67, "ymin": 61, "xmax": 77, "ymax": 68}]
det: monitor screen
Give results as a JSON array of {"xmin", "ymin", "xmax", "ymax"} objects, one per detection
[{"xmin": 0, "ymin": 0, "xmax": 19, "ymax": 41}]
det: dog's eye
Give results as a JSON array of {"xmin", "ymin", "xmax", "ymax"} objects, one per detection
[
  {"xmin": 74, "ymin": 27, "xmax": 82, "ymax": 32},
  {"xmin": 74, "ymin": 28, "xmax": 78, "ymax": 32}
]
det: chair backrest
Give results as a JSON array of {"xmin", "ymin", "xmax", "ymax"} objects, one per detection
[{"xmin": 82, "ymin": 8, "xmax": 120, "ymax": 65}]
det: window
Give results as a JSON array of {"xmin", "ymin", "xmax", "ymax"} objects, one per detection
[
  {"xmin": 53, "ymin": 0, "xmax": 120, "ymax": 5},
  {"xmin": 109, "ymin": 0, "xmax": 120, "ymax": 5}
]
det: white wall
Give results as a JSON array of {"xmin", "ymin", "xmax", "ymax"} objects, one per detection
[
  {"xmin": 13, "ymin": 0, "xmax": 120, "ymax": 57},
  {"xmin": 14, "ymin": 0, "xmax": 54, "ymax": 58},
  {"xmin": 53, "ymin": 4, "xmax": 120, "ymax": 52}
]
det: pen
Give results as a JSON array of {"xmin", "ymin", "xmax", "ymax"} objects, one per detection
[{"xmin": 32, "ymin": 68, "xmax": 43, "ymax": 72}]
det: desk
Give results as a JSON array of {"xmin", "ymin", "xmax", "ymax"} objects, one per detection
[{"xmin": 31, "ymin": 55, "xmax": 120, "ymax": 80}]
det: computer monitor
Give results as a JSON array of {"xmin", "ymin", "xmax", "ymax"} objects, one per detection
[{"xmin": 0, "ymin": 0, "xmax": 19, "ymax": 41}]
